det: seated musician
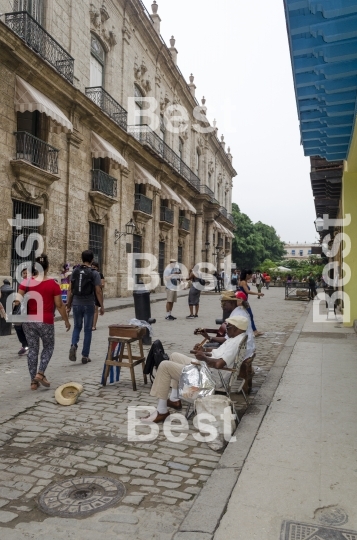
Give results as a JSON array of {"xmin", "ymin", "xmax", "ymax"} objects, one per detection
[{"xmin": 142, "ymin": 316, "xmax": 248, "ymax": 424}]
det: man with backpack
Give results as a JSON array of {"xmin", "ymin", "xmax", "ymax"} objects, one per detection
[{"xmin": 66, "ymin": 250, "xmax": 104, "ymax": 364}]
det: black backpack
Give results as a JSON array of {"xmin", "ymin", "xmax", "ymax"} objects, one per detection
[
  {"xmin": 71, "ymin": 266, "xmax": 95, "ymax": 297},
  {"xmin": 144, "ymin": 339, "xmax": 169, "ymax": 383}
]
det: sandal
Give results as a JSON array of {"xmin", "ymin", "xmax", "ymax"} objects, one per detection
[
  {"xmin": 34, "ymin": 373, "xmax": 50, "ymax": 387},
  {"xmin": 31, "ymin": 380, "xmax": 39, "ymax": 391}
]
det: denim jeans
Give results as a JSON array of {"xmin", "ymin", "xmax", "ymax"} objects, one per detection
[{"xmin": 72, "ymin": 305, "xmax": 95, "ymax": 358}]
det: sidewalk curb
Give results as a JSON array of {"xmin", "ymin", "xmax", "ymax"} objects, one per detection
[
  {"xmin": 173, "ymin": 303, "xmax": 312, "ymax": 540},
  {"xmin": 54, "ymin": 292, "xmax": 189, "ymax": 322}
]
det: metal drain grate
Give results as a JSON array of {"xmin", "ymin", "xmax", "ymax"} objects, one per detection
[
  {"xmin": 281, "ymin": 521, "xmax": 357, "ymax": 540},
  {"xmin": 39, "ymin": 476, "xmax": 126, "ymax": 518}
]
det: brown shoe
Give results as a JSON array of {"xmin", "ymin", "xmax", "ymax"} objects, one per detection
[
  {"xmin": 141, "ymin": 411, "xmax": 170, "ymax": 424},
  {"xmin": 167, "ymin": 399, "xmax": 182, "ymax": 410}
]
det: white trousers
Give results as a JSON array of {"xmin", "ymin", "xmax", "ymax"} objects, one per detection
[{"xmin": 150, "ymin": 352, "xmax": 193, "ymax": 400}]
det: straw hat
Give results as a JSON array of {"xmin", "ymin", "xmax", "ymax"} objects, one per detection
[
  {"xmin": 221, "ymin": 291, "xmax": 238, "ymax": 302},
  {"xmin": 55, "ymin": 382, "xmax": 84, "ymax": 406},
  {"xmin": 226, "ymin": 316, "xmax": 249, "ymax": 331}
]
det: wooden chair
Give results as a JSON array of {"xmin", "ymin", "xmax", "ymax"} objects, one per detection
[{"xmin": 238, "ymin": 353, "xmax": 256, "ymax": 394}]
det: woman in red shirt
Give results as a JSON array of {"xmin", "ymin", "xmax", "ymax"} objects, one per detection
[{"xmin": 18, "ymin": 254, "xmax": 71, "ymax": 390}]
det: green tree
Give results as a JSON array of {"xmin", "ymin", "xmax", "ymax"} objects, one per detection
[{"xmin": 231, "ymin": 203, "xmax": 286, "ymax": 269}]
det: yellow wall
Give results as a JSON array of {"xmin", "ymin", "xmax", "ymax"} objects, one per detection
[{"xmin": 342, "ymin": 167, "xmax": 357, "ymax": 326}]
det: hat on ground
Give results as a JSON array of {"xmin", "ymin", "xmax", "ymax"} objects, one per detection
[
  {"xmin": 235, "ymin": 291, "xmax": 247, "ymax": 301},
  {"xmin": 55, "ymin": 382, "xmax": 84, "ymax": 406},
  {"xmin": 221, "ymin": 291, "xmax": 238, "ymax": 302},
  {"xmin": 170, "ymin": 259, "xmax": 177, "ymax": 263},
  {"xmin": 225, "ymin": 316, "xmax": 249, "ymax": 331}
]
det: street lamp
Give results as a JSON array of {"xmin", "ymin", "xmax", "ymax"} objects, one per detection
[
  {"xmin": 114, "ymin": 219, "xmax": 136, "ymax": 244},
  {"xmin": 314, "ymin": 216, "xmax": 324, "ymax": 232}
]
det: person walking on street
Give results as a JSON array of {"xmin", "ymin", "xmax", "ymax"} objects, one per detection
[
  {"xmin": 164, "ymin": 259, "xmax": 180, "ymax": 321},
  {"xmin": 66, "ymin": 250, "xmax": 104, "ymax": 364},
  {"xmin": 308, "ymin": 273, "xmax": 317, "ymax": 300},
  {"xmin": 265, "ymin": 273, "xmax": 271, "ymax": 290},
  {"xmin": 214, "ymin": 270, "xmax": 221, "ymax": 293},
  {"xmin": 91, "ymin": 261, "xmax": 105, "ymax": 331},
  {"xmin": 17, "ymin": 254, "xmax": 71, "ymax": 390},
  {"xmin": 186, "ymin": 267, "xmax": 203, "ymax": 319},
  {"xmin": 238, "ymin": 269, "xmax": 264, "ymax": 337},
  {"xmin": 231, "ymin": 269, "xmax": 238, "ymax": 290},
  {"xmin": 255, "ymin": 270, "xmax": 263, "ymax": 298},
  {"xmin": 13, "ymin": 267, "xmax": 29, "ymax": 355}
]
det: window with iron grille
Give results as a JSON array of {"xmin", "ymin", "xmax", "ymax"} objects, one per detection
[
  {"xmin": 89, "ymin": 222, "xmax": 104, "ymax": 270},
  {"xmin": 11, "ymin": 200, "xmax": 40, "ymax": 289},
  {"xmin": 159, "ymin": 241, "xmax": 165, "ymax": 286},
  {"xmin": 178, "ymin": 246, "xmax": 183, "ymax": 265}
]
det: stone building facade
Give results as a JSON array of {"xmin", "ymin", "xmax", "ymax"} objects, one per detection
[{"xmin": 0, "ymin": 0, "xmax": 236, "ymax": 297}]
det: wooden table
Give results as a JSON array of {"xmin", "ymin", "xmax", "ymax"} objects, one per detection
[{"xmin": 102, "ymin": 336, "xmax": 147, "ymax": 391}]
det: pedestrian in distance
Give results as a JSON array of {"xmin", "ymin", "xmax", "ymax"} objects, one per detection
[
  {"xmin": 91, "ymin": 261, "xmax": 105, "ymax": 331},
  {"xmin": 17, "ymin": 254, "xmax": 71, "ymax": 391},
  {"xmin": 255, "ymin": 270, "xmax": 263, "ymax": 298},
  {"xmin": 186, "ymin": 267, "xmax": 203, "ymax": 319},
  {"xmin": 13, "ymin": 267, "xmax": 29, "ymax": 355},
  {"xmin": 238, "ymin": 269, "xmax": 264, "ymax": 337},
  {"xmin": 231, "ymin": 269, "xmax": 238, "ymax": 290},
  {"xmin": 60, "ymin": 263, "xmax": 72, "ymax": 304},
  {"xmin": 213, "ymin": 270, "xmax": 221, "ymax": 293},
  {"xmin": 164, "ymin": 259, "xmax": 181, "ymax": 321},
  {"xmin": 66, "ymin": 250, "xmax": 104, "ymax": 364},
  {"xmin": 265, "ymin": 273, "xmax": 271, "ymax": 290}
]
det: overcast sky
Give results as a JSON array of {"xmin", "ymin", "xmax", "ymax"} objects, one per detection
[{"xmin": 142, "ymin": 0, "xmax": 317, "ymax": 244}]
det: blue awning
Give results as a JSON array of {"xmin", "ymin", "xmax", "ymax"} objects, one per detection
[{"xmin": 284, "ymin": 0, "xmax": 357, "ymax": 160}]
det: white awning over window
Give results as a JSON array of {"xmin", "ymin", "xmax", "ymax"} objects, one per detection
[
  {"xmin": 91, "ymin": 132, "xmax": 128, "ymax": 169},
  {"xmin": 214, "ymin": 220, "xmax": 224, "ymax": 233},
  {"xmin": 180, "ymin": 195, "xmax": 196, "ymax": 214},
  {"xmin": 15, "ymin": 76, "xmax": 73, "ymax": 134},
  {"xmin": 134, "ymin": 163, "xmax": 161, "ymax": 189},
  {"xmin": 161, "ymin": 182, "xmax": 181, "ymax": 204},
  {"xmin": 220, "ymin": 224, "xmax": 235, "ymax": 239}
]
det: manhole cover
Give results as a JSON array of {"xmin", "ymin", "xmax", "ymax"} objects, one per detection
[
  {"xmin": 281, "ymin": 520, "xmax": 357, "ymax": 540},
  {"xmin": 38, "ymin": 476, "xmax": 126, "ymax": 517}
]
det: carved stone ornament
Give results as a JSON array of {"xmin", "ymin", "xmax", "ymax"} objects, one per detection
[
  {"xmin": 208, "ymin": 160, "xmax": 215, "ymax": 174},
  {"xmin": 11, "ymin": 179, "xmax": 49, "ymax": 210},
  {"xmin": 89, "ymin": 203, "xmax": 109, "ymax": 224},
  {"xmin": 217, "ymin": 172, "xmax": 223, "ymax": 184},
  {"xmin": 178, "ymin": 237, "xmax": 184, "ymax": 247},
  {"xmin": 134, "ymin": 222, "xmax": 145, "ymax": 236},
  {"xmin": 90, "ymin": 3, "xmax": 117, "ymax": 50},
  {"xmin": 160, "ymin": 92, "xmax": 170, "ymax": 112},
  {"xmin": 134, "ymin": 58, "xmax": 151, "ymax": 93},
  {"xmin": 122, "ymin": 18, "xmax": 132, "ymax": 43},
  {"xmin": 197, "ymin": 137, "xmax": 205, "ymax": 149},
  {"xmin": 159, "ymin": 232, "xmax": 166, "ymax": 242}
]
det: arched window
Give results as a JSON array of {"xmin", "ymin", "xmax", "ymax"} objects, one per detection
[
  {"xmin": 134, "ymin": 84, "xmax": 144, "ymax": 126},
  {"xmin": 90, "ymin": 34, "xmax": 105, "ymax": 87},
  {"xmin": 15, "ymin": 0, "xmax": 43, "ymax": 24}
]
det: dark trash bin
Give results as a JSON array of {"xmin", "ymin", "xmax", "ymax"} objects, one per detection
[
  {"xmin": 0, "ymin": 280, "xmax": 13, "ymax": 336},
  {"xmin": 133, "ymin": 289, "xmax": 156, "ymax": 345}
]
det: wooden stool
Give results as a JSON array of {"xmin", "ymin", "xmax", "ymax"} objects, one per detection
[{"xmin": 102, "ymin": 337, "xmax": 147, "ymax": 391}]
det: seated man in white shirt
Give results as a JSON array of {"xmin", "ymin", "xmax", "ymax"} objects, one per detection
[{"xmin": 142, "ymin": 316, "xmax": 249, "ymax": 424}]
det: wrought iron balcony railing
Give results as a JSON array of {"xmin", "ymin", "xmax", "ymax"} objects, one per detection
[
  {"xmin": 160, "ymin": 206, "xmax": 174, "ymax": 224},
  {"xmin": 200, "ymin": 185, "xmax": 215, "ymax": 198},
  {"xmin": 179, "ymin": 216, "xmax": 190, "ymax": 231},
  {"xmin": 5, "ymin": 11, "xmax": 74, "ymax": 83},
  {"xmin": 128, "ymin": 125, "xmax": 200, "ymax": 192},
  {"xmin": 220, "ymin": 206, "xmax": 228, "ymax": 218},
  {"xmin": 228, "ymin": 213, "xmax": 234, "ymax": 224},
  {"xmin": 91, "ymin": 169, "xmax": 117, "ymax": 198},
  {"xmin": 85, "ymin": 87, "xmax": 128, "ymax": 131},
  {"xmin": 14, "ymin": 131, "xmax": 59, "ymax": 174},
  {"xmin": 134, "ymin": 193, "xmax": 153, "ymax": 215}
]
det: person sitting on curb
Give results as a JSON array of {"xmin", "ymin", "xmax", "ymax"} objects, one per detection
[{"xmin": 142, "ymin": 316, "xmax": 249, "ymax": 424}]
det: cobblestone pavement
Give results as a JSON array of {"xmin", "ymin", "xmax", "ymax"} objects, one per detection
[{"xmin": 0, "ymin": 287, "xmax": 306, "ymax": 538}]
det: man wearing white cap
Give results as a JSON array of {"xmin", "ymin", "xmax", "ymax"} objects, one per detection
[
  {"xmin": 142, "ymin": 315, "xmax": 248, "ymax": 423},
  {"xmin": 164, "ymin": 259, "xmax": 181, "ymax": 321}
]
